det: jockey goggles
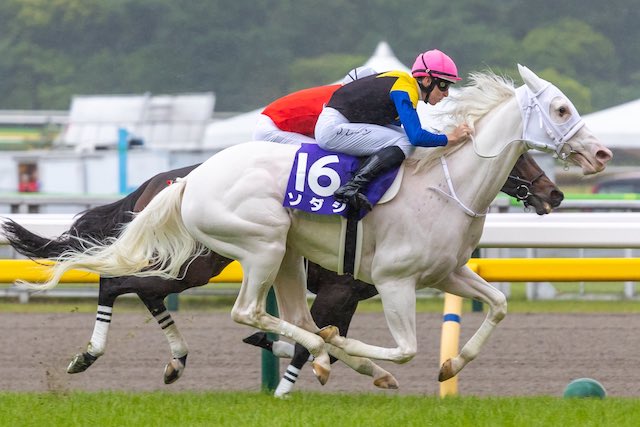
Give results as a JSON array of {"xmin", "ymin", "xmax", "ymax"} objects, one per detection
[
  {"xmin": 433, "ymin": 78, "xmax": 452, "ymax": 92},
  {"xmin": 418, "ymin": 75, "xmax": 455, "ymax": 104}
]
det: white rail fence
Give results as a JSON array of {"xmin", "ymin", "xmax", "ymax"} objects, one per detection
[
  {"xmin": 2, "ymin": 212, "xmax": 640, "ymax": 247},
  {"xmin": 1, "ymin": 212, "xmax": 640, "ymax": 301}
]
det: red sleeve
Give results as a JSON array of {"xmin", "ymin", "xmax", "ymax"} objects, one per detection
[{"xmin": 262, "ymin": 85, "xmax": 340, "ymax": 137}]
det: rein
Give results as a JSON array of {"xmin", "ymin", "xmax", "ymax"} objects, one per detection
[
  {"xmin": 428, "ymin": 156, "xmax": 544, "ymax": 217},
  {"xmin": 427, "ymin": 156, "xmax": 487, "ymax": 218}
]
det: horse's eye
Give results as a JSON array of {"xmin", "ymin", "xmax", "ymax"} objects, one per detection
[{"xmin": 558, "ymin": 106, "xmax": 567, "ymax": 116}]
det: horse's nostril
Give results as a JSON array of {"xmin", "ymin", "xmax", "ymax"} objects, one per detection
[{"xmin": 596, "ymin": 148, "xmax": 613, "ymax": 163}]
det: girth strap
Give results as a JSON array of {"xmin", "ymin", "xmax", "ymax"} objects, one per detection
[{"xmin": 343, "ymin": 213, "xmax": 358, "ymax": 275}]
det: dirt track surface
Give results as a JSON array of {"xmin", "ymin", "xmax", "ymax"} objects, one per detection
[{"xmin": 2, "ymin": 311, "xmax": 639, "ymax": 397}]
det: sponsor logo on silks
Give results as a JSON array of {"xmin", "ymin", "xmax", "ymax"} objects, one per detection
[{"xmin": 283, "ymin": 144, "xmax": 398, "ymax": 219}]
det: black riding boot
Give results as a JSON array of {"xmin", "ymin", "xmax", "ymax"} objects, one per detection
[{"xmin": 334, "ymin": 146, "xmax": 406, "ymax": 213}]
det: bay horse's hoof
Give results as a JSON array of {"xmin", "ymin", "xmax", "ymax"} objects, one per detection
[
  {"xmin": 67, "ymin": 352, "xmax": 98, "ymax": 374},
  {"xmin": 438, "ymin": 358, "xmax": 456, "ymax": 382},
  {"xmin": 373, "ymin": 373, "xmax": 399, "ymax": 389},
  {"xmin": 242, "ymin": 332, "xmax": 272, "ymax": 351},
  {"xmin": 318, "ymin": 325, "xmax": 339, "ymax": 342},
  {"xmin": 164, "ymin": 355, "xmax": 187, "ymax": 384}
]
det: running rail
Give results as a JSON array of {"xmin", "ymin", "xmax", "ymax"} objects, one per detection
[
  {"xmin": 2, "ymin": 257, "xmax": 640, "ymax": 284},
  {"xmin": 4, "ymin": 212, "xmax": 640, "ymax": 248}
]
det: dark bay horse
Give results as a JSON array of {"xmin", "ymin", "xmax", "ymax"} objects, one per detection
[{"xmin": 2, "ymin": 153, "xmax": 562, "ymax": 386}]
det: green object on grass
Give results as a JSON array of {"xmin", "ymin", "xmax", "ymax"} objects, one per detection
[{"xmin": 563, "ymin": 378, "xmax": 607, "ymax": 399}]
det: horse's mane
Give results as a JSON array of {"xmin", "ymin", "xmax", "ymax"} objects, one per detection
[{"xmin": 409, "ymin": 70, "xmax": 516, "ymax": 173}]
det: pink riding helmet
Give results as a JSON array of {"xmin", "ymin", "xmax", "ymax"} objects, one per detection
[{"xmin": 411, "ymin": 49, "xmax": 462, "ymax": 82}]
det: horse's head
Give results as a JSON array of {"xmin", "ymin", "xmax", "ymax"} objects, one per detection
[
  {"xmin": 501, "ymin": 153, "xmax": 564, "ymax": 215},
  {"xmin": 517, "ymin": 65, "xmax": 612, "ymax": 175}
]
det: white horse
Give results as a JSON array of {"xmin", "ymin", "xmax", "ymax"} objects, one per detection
[{"xmin": 26, "ymin": 65, "xmax": 611, "ymax": 385}]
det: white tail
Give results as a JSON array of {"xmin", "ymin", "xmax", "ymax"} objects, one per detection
[{"xmin": 18, "ymin": 179, "xmax": 208, "ymax": 290}]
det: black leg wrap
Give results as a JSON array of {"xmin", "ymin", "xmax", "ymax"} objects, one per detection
[{"xmin": 291, "ymin": 343, "xmax": 310, "ymax": 369}]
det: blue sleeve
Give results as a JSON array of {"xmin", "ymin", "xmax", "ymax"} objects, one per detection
[{"xmin": 390, "ymin": 91, "xmax": 448, "ymax": 147}]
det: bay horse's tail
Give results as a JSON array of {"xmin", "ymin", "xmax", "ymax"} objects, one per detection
[
  {"xmin": 2, "ymin": 179, "xmax": 150, "ymax": 259},
  {"xmin": 18, "ymin": 178, "xmax": 207, "ymax": 290}
]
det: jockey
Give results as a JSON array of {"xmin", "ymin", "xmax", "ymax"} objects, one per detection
[
  {"xmin": 315, "ymin": 49, "xmax": 473, "ymax": 213},
  {"xmin": 253, "ymin": 66, "xmax": 377, "ymax": 145}
]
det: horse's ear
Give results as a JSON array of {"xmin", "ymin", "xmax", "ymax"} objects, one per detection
[{"xmin": 517, "ymin": 64, "xmax": 546, "ymax": 93}]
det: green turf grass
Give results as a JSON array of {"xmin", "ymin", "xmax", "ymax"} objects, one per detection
[{"xmin": 0, "ymin": 391, "xmax": 638, "ymax": 427}]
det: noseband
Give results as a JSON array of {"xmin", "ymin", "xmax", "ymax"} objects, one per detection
[{"xmin": 506, "ymin": 170, "xmax": 545, "ymax": 205}]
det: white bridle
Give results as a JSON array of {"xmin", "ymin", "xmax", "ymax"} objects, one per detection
[
  {"xmin": 433, "ymin": 76, "xmax": 586, "ymax": 217},
  {"xmin": 515, "ymin": 83, "xmax": 585, "ymax": 160}
]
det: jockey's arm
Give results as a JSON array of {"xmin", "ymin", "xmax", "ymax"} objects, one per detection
[{"xmin": 390, "ymin": 91, "xmax": 448, "ymax": 147}]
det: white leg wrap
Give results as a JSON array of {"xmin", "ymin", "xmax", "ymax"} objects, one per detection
[
  {"xmin": 162, "ymin": 323, "xmax": 189, "ymax": 359},
  {"xmin": 272, "ymin": 341, "xmax": 295, "ymax": 358},
  {"xmin": 271, "ymin": 341, "xmax": 314, "ymax": 361},
  {"xmin": 154, "ymin": 311, "xmax": 188, "ymax": 358},
  {"xmin": 274, "ymin": 365, "xmax": 301, "ymax": 398},
  {"xmin": 87, "ymin": 305, "xmax": 112, "ymax": 357}
]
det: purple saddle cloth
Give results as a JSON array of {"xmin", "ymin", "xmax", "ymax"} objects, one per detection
[{"xmin": 283, "ymin": 144, "xmax": 399, "ymax": 220}]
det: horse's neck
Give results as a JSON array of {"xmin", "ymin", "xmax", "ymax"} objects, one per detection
[
  {"xmin": 423, "ymin": 100, "xmax": 526, "ymax": 217},
  {"xmin": 453, "ymin": 142, "xmax": 524, "ymax": 215}
]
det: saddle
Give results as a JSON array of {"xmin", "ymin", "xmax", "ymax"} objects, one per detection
[
  {"xmin": 282, "ymin": 144, "xmax": 403, "ymax": 219},
  {"xmin": 283, "ymin": 144, "xmax": 404, "ymax": 277}
]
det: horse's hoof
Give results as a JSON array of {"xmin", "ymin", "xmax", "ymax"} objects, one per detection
[
  {"xmin": 318, "ymin": 325, "xmax": 339, "ymax": 342},
  {"xmin": 164, "ymin": 357, "xmax": 186, "ymax": 384},
  {"xmin": 311, "ymin": 360, "xmax": 331, "ymax": 385},
  {"xmin": 373, "ymin": 373, "xmax": 399, "ymax": 390},
  {"xmin": 67, "ymin": 352, "xmax": 98, "ymax": 374},
  {"xmin": 242, "ymin": 332, "xmax": 272, "ymax": 351},
  {"xmin": 438, "ymin": 358, "xmax": 456, "ymax": 382}
]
